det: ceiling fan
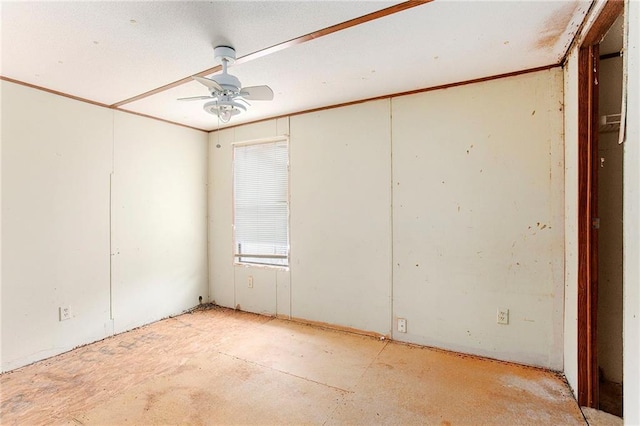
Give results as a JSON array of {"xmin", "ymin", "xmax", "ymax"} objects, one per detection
[{"xmin": 179, "ymin": 45, "xmax": 274, "ymax": 123}]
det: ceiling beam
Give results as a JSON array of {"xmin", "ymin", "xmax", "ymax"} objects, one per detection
[{"xmin": 110, "ymin": 0, "xmax": 432, "ymax": 108}]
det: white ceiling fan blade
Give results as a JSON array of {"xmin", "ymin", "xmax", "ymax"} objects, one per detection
[
  {"xmin": 240, "ymin": 85, "xmax": 274, "ymax": 101},
  {"xmin": 177, "ymin": 95, "xmax": 215, "ymax": 101},
  {"xmin": 193, "ymin": 76, "xmax": 223, "ymax": 92}
]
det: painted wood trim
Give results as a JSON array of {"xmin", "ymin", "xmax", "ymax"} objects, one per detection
[
  {"xmin": 110, "ymin": 0, "xmax": 432, "ymax": 108},
  {"xmin": 114, "ymin": 108, "xmax": 209, "ymax": 132},
  {"xmin": 1, "ymin": 76, "xmax": 209, "ymax": 132},
  {"xmin": 3, "ymin": 63, "xmax": 559, "ymax": 135},
  {"xmin": 211, "ymin": 63, "xmax": 559, "ymax": 133},
  {"xmin": 0, "ymin": 75, "xmax": 110, "ymax": 109}
]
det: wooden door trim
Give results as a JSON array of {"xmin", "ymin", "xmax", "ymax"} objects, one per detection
[
  {"xmin": 582, "ymin": 0, "xmax": 624, "ymax": 46},
  {"xmin": 577, "ymin": 43, "xmax": 599, "ymax": 408},
  {"xmin": 576, "ymin": 0, "xmax": 623, "ymax": 408}
]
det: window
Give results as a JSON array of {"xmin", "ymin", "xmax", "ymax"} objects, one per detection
[{"xmin": 233, "ymin": 138, "xmax": 289, "ymax": 267}]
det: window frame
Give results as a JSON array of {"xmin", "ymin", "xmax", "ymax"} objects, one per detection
[{"xmin": 231, "ymin": 136, "xmax": 290, "ymax": 269}]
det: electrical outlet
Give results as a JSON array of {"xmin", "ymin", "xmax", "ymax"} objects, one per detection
[
  {"xmin": 248, "ymin": 275, "xmax": 253, "ymax": 288},
  {"xmin": 59, "ymin": 306, "xmax": 71, "ymax": 321},
  {"xmin": 397, "ymin": 318, "xmax": 407, "ymax": 333},
  {"xmin": 497, "ymin": 308, "xmax": 509, "ymax": 325}
]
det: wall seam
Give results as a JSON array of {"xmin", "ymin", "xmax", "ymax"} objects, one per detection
[
  {"xmin": 389, "ymin": 97, "xmax": 394, "ymax": 338},
  {"xmin": 561, "ymin": 65, "xmax": 567, "ymax": 374},
  {"xmin": 288, "ymin": 117, "xmax": 293, "ymax": 320},
  {"xmin": 109, "ymin": 110, "xmax": 115, "ymax": 328},
  {"xmin": 206, "ymin": 131, "xmax": 211, "ymax": 303}
]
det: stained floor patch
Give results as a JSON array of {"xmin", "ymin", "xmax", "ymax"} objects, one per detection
[{"xmin": 0, "ymin": 306, "xmax": 585, "ymax": 425}]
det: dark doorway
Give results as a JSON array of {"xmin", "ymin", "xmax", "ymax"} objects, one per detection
[{"xmin": 595, "ymin": 13, "xmax": 624, "ymax": 417}]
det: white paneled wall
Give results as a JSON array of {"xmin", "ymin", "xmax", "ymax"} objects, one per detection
[
  {"xmin": 3, "ymin": 67, "xmax": 569, "ymax": 373},
  {"xmin": 392, "ymin": 69, "xmax": 565, "ymax": 369},
  {"xmin": 209, "ymin": 128, "xmax": 235, "ymax": 308},
  {"xmin": 1, "ymin": 81, "xmax": 208, "ymax": 371},
  {"xmin": 210, "ymin": 70, "xmax": 566, "ymax": 369},
  {"xmin": 111, "ymin": 112, "xmax": 208, "ymax": 334},
  {"xmin": 289, "ymin": 101, "xmax": 392, "ymax": 335},
  {"xmin": 2, "ymin": 81, "xmax": 113, "ymax": 371}
]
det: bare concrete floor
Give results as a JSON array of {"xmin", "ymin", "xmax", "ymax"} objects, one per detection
[{"xmin": 1, "ymin": 306, "xmax": 585, "ymax": 425}]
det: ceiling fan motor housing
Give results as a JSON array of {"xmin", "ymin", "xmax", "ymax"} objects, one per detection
[
  {"xmin": 214, "ymin": 45, "xmax": 236, "ymax": 64},
  {"xmin": 210, "ymin": 45, "xmax": 240, "ymax": 93},
  {"xmin": 212, "ymin": 73, "xmax": 241, "ymax": 93}
]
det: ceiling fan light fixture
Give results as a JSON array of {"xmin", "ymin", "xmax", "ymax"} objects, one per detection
[
  {"xmin": 203, "ymin": 99, "xmax": 246, "ymax": 123},
  {"xmin": 179, "ymin": 45, "xmax": 273, "ymax": 123}
]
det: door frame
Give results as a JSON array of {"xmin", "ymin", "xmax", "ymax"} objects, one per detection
[{"xmin": 577, "ymin": 0, "xmax": 624, "ymax": 408}]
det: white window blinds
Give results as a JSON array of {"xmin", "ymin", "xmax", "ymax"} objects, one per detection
[{"xmin": 233, "ymin": 139, "xmax": 289, "ymax": 267}]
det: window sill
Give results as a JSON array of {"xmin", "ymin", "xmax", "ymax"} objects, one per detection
[{"xmin": 234, "ymin": 262, "xmax": 290, "ymax": 272}]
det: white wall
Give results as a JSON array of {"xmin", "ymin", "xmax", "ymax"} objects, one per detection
[
  {"xmin": 1, "ymin": 81, "xmax": 208, "ymax": 371},
  {"xmin": 210, "ymin": 101, "xmax": 394, "ymax": 336},
  {"xmin": 623, "ymin": 0, "xmax": 640, "ymax": 422},
  {"xmin": 1, "ymin": 81, "xmax": 113, "ymax": 371},
  {"xmin": 210, "ymin": 69, "xmax": 565, "ymax": 369},
  {"xmin": 392, "ymin": 70, "xmax": 565, "ymax": 369},
  {"xmin": 209, "ymin": 127, "xmax": 235, "ymax": 308},
  {"xmin": 289, "ymin": 100, "xmax": 392, "ymax": 335},
  {"xmin": 563, "ymin": 47, "xmax": 579, "ymax": 394},
  {"xmin": 111, "ymin": 111, "xmax": 208, "ymax": 334},
  {"xmin": 208, "ymin": 118, "xmax": 290, "ymax": 317}
]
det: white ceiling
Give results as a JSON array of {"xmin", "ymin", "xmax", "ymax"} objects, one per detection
[{"xmin": 1, "ymin": 1, "xmax": 592, "ymax": 132}]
